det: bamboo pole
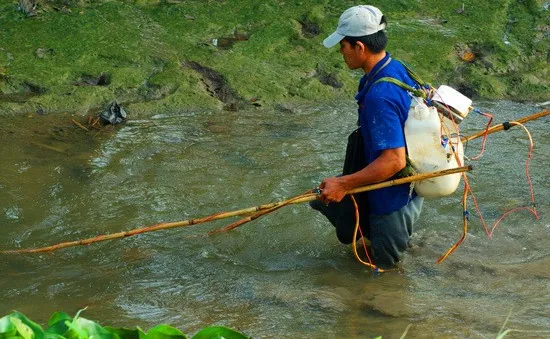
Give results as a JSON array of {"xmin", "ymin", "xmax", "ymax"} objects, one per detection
[
  {"xmin": 209, "ymin": 165, "xmax": 477, "ymax": 236},
  {"xmin": 1, "ymin": 165, "xmax": 472, "ymax": 254},
  {"xmin": 207, "ymin": 191, "xmax": 312, "ymax": 236},
  {"xmin": 462, "ymin": 109, "xmax": 548, "ymax": 142}
]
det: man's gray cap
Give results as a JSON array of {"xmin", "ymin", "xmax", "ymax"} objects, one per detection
[{"xmin": 323, "ymin": 5, "xmax": 386, "ymax": 48}]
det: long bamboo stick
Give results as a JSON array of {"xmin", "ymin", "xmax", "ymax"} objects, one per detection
[
  {"xmin": 207, "ymin": 191, "xmax": 313, "ymax": 236},
  {"xmin": 1, "ymin": 165, "xmax": 472, "ymax": 254},
  {"xmin": 462, "ymin": 109, "xmax": 548, "ymax": 142}
]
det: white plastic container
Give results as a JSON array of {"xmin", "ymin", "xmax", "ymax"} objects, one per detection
[
  {"xmin": 404, "ymin": 98, "xmax": 464, "ymax": 198},
  {"xmin": 440, "ymin": 114, "xmax": 459, "ymax": 134},
  {"xmin": 431, "ymin": 85, "xmax": 472, "ymax": 123}
]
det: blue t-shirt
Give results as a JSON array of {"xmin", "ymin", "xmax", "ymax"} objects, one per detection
[{"xmin": 354, "ymin": 52, "xmax": 416, "ymax": 215}]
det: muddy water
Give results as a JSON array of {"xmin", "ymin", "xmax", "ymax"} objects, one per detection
[{"xmin": 0, "ymin": 101, "xmax": 548, "ymax": 338}]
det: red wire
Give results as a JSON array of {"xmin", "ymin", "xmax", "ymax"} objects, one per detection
[
  {"xmin": 488, "ymin": 207, "xmax": 539, "ymax": 238},
  {"xmin": 430, "ymin": 96, "xmax": 540, "ymax": 259},
  {"xmin": 487, "ymin": 133, "xmax": 539, "ymax": 237},
  {"xmin": 470, "ymin": 112, "xmax": 493, "ymax": 160},
  {"xmin": 465, "ymin": 120, "xmax": 539, "ymax": 239}
]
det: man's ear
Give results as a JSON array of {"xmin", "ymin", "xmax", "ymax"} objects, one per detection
[{"xmin": 355, "ymin": 41, "xmax": 366, "ymax": 53}]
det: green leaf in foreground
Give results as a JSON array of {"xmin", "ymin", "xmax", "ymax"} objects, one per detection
[
  {"xmin": 73, "ymin": 317, "xmax": 118, "ymax": 339},
  {"xmin": 1, "ymin": 311, "xmax": 248, "ymax": 339},
  {"xmin": 10, "ymin": 318, "xmax": 34, "ymax": 339},
  {"xmin": 1, "ymin": 312, "xmax": 45, "ymax": 339},
  {"xmin": 104, "ymin": 327, "xmax": 146, "ymax": 339},
  {"xmin": 45, "ymin": 310, "xmax": 116, "ymax": 339},
  {"xmin": 140, "ymin": 325, "xmax": 187, "ymax": 339},
  {"xmin": 0, "ymin": 314, "xmax": 18, "ymax": 339},
  {"xmin": 191, "ymin": 326, "xmax": 249, "ymax": 339},
  {"xmin": 47, "ymin": 313, "xmax": 72, "ymax": 329}
]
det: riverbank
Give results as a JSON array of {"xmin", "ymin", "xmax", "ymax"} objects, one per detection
[{"xmin": 1, "ymin": 0, "xmax": 548, "ymax": 117}]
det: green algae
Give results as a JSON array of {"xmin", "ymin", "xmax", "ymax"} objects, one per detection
[{"xmin": 0, "ymin": 0, "xmax": 548, "ymax": 116}]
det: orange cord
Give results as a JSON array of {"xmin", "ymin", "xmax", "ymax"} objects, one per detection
[
  {"xmin": 484, "ymin": 122, "xmax": 539, "ymax": 237},
  {"xmin": 350, "ymin": 195, "xmax": 385, "ymax": 273},
  {"xmin": 470, "ymin": 112, "xmax": 493, "ymax": 160},
  {"xmin": 433, "ymin": 99, "xmax": 540, "ymax": 263}
]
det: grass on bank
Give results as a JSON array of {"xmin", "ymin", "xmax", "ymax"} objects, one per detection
[{"xmin": 0, "ymin": 0, "xmax": 548, "ymax": 116}]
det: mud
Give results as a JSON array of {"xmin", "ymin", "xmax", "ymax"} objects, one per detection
[{"xmin": 181, "ymin": 60, "xmax": 244, "ymax": 110}]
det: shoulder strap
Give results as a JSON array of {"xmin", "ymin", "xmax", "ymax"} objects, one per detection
[
  {"xmin": 370, "ymin": 59, "xmax": 432, "ymax": 98},
  {"xmin": 395, "ymin": 59, "xmax": 429, "ymax": 88},
  {"xmin": 373, "ymin": 77, "xmax": 428, "ymax": 98}
]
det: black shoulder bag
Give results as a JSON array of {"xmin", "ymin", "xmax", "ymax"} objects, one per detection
[{"xmin": 333, "ymin": 126, "xmax": 371, "ymax": 243}]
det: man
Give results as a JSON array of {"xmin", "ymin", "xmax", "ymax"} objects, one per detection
[{"xmin": 311, "ymin": 5, "xmax": 423, "ymax": 269}]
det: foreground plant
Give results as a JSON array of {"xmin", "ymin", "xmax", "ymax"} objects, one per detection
[{"xmin": 0, "ymin": 309, "xmax": 248, "ymax": 339}]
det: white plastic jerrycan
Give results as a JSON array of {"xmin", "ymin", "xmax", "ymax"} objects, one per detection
[{"xmin": 404, "ymin": 97, "xmax": 464, "ymax": 198}]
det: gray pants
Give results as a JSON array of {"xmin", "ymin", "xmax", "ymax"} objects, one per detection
[{"xmin": 310, "ymin": 196, "xmax": 423, "ymax": 269}]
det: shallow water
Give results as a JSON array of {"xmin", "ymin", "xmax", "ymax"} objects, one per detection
[{"xmin": 0, "ymin": 101, "xmax": 548, "ymax": 338}]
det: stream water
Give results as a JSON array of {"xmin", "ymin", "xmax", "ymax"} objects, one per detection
[{"xmin": 0, "ymin": 101, "xmax": 548, "ymax": 338}]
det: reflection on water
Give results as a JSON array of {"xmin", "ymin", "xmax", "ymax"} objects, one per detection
[{"xmin": 0, "ymin": 102, "xmax": 548, "ymax": 338}]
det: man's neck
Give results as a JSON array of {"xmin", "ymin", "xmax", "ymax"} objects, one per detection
[{"xmin": 363, "ymin": 51, "xmax": 387, "ymax": 74}]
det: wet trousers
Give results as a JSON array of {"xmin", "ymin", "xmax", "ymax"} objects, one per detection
[{"xmin": 310, "ymin": 195, "xmax": 423, "ymax": 268}]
